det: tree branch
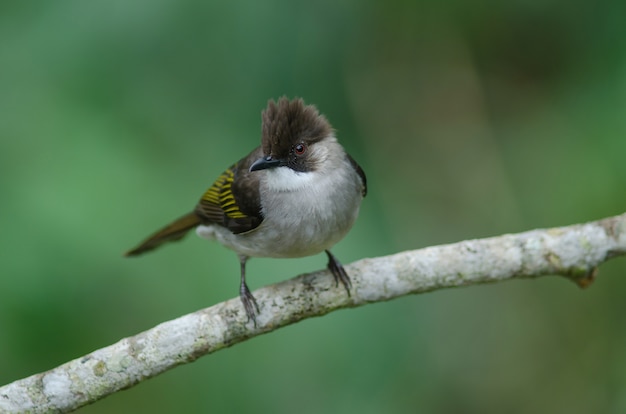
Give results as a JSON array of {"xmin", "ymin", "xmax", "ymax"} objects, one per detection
[{"xmin": 2, "ymin": 213, "xmax": 625, "ymax": 413}]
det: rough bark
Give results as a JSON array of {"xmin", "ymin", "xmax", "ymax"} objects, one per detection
[{"xmin": 1, "ymin": 213, "xmax": 625, "ymax": 413}]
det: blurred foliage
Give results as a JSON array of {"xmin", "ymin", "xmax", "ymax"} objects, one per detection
[{"xmin": 1, "ymin": 0, "xmax": 626, "ymax": 413}]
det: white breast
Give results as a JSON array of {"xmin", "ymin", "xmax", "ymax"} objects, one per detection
[{"xmin": 196, "ymin": 142, "xmax": 364, "ymax": 259}]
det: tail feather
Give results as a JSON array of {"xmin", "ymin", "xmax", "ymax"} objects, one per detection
[{"xmin": 125, "ymin": 212, "xmax": 201, "ymax": 256}]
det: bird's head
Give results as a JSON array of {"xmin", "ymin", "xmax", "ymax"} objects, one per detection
[{"xmin": 249, "ymin": 97, "xmax": 334, "ymax": 174}]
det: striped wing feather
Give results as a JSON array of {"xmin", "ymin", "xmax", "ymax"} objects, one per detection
[{"xmin": 195, "ymin": 148, "xmax": 264, "ymax": 234}]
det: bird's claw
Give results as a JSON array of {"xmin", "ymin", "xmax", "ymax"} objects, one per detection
[{"xmin": 325, "ymin": 250, "xmax": 352, "ymax": 296}]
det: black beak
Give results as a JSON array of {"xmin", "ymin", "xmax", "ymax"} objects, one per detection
[{"xmin": 249, "ymin": 156, "xmax": 282, "ymax": 172}]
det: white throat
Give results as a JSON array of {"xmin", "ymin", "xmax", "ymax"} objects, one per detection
[
  {"xmin": 263, "ymin": 136, "xmax": 336, "ymax": 192},
  {"xmin": 264, "ymin": 167, "xmax": 317, "ymax": 192}
]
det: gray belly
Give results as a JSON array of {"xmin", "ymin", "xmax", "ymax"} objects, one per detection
[
  {"xmin": 196, "ymin": 183, "xmax": 362, "ymax": 258},
  {"xmin": 197, "ymin": 157, "xmax": 365, "ymax": 259}
]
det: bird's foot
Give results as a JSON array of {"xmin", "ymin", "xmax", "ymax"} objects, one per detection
[
  {"xmin": 325, "ymin": 250, "xmax": 352, "ymax": 296},
  {"xmin": 240, "ymin": 282, "xmax": 260, "ymax": 327}
]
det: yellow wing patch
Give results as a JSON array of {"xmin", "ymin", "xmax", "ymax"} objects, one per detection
[{"xmin": 201, "ymin": 167, "xmax": 248, "ymax": 219}]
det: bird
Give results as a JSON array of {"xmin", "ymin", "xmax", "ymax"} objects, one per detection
[{"xmin": 125, "ymin": 97, "xmax": 367, "ymax": 325}]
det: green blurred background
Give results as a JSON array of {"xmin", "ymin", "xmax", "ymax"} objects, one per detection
[{"xmin": 1, "ymin": 0, "xmax": 626, "ymax": 412}]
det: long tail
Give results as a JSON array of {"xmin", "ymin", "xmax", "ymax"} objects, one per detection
[{"xmin": 125, "ymin": 212, "xmax": 201, "ymax": 256}]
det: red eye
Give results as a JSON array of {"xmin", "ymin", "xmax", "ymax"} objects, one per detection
[{"xmin": 294, "ymin": 143, "xmax": 306, "ymax": 156}]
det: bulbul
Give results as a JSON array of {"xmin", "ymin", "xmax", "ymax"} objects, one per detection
[{"xmin": 125, "ymin": 97, "xmax": 367, "ymax": 324}]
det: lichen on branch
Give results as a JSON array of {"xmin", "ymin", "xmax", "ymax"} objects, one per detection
[{"xmin": 1, "ymin": 213, "xmax": 625, "ymax": 413}]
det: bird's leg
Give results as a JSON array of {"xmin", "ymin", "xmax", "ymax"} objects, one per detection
[
  {"xmin": 238, "ymin": 255, "xmax": 259, "ymax": 326},
  {"xmin": 325, "ymin": 250, "xmax": 352, "ymax": 296}
]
